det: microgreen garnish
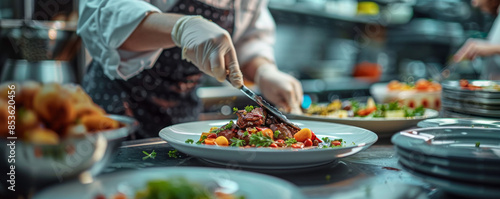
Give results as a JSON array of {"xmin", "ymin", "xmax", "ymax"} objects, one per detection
[
  {"xmin": 185, "ymin": 139, "xmax": 194, "ymax": 144},
  {"xmin": 243, "ymin": 131, "xmax": 249, "ymax": 137},
  {"xmin": 233, "ymin": 107, "xmax": 238, "ymax": 114},
  {"xmin": 168, "ymin": 149, "xmax": 179, "ymax": 158},
  {"xmin": 142, "ymin": 150, "xmax": 157, "ymax": 160},
  {"xmin": 245, "ymin": 105, "xmax": 254, "ymax": 112},
  {"xmin": 249, "ymin": 132, "xmax": 273, "ymax": 147},
  {"xmin": 274, "ymin": 130, "xmax": 280, "ymax": 138},
  {"xmin": 196, "ymin": 135, "xmax": 207, "ymax": 145}
]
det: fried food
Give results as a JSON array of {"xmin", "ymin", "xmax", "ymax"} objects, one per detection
[
  {"xmin": 81, "ymin": 115, "xmax": 119, "ymax": 132},
  {"xmin": 33, "ymin": 83, "xmax": 77, "ymax": 131}
]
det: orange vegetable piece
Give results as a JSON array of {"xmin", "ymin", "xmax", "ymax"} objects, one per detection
[
  {"xmin": 215, "ymin": 136, "xmax": 229, "ymax": 146},
  {"xmin": 294, "ymin": 128, "xmax": 312, "ymax": 142},
  {"xmin": 261, "ymin": 128, "xmax": 274, "ymax": 140},
  {"xmin": 204, "ymin": 138, "xmax": 216, "ymax": 145}
]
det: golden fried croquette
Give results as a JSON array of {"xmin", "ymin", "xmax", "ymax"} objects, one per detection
[
  {"xmin": 33, "ymin": 83, "xmax": 76, "ymax": 131},
  {"xmin": 23, "ymin": 128, "xmax": 60, "ymax": 145},
  {"xmin": 81, "ymin": 115, "xmax": 119, "ymax": 132},
  {"xmin": 18, "ymin": 81, "xmax": 42, "ymax": 109},
  {"xmin": 74, "ymin": 103, "xmax": 106, "ymax": 118},
  {"xmin": 63, "ymin": 84, "xmax": 93, "ymax": 105}
]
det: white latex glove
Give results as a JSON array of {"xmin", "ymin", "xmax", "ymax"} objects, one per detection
[
  {"xmin": 255, "ymin": 65, "xmax": 303, "ymax": 114},
  {"xmin": 171, "ymin": 16, "xmax": 243, "ymax": 87}
]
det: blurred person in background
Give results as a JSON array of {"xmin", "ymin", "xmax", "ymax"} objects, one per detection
[
  {"xmin": 77, "ymin": 0, "xmax": 303, "ymax": 138},
  {"xmin": 454, "ymin": 0, "xmax": 500, "ymax": 80}
]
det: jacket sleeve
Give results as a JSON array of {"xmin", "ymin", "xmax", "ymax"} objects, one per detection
[
  {"xmin": 77, "ymin": 0, "xmax": 162, "ymax": 80},
  {"xmin": 234, "ymin": 0, "xmax": 276, "ymax": 66}
]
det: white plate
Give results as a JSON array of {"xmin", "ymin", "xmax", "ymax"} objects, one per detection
[
  {"xmin": 391, "ymin": 127, "xmax": 500, "ymax": 162},
  {"xmin": 399, "ymin": 161, "xmax": 500, "ymax": 198},
  {"xmin": 288, "ymin": 109, "xmax": 438, "ymax": 137},
  {"xmin": 417, "ymin": 118, "xmax": 500, "ymax": 129},
  {"xmin": 159, "ymin": 120, "xmax": 378, "ymax": 169},
  {"xmin": 395, "ymin": 146, "xmax": 500, "ymax": 173},
  {"xmin": 34, "ymin": 167, "xmax": 305, "ymax": 199},
  {"xmin": 397, "ymin": 153, "xmax": 500, "ymax": 184}
]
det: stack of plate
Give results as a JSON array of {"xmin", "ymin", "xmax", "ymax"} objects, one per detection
[
  {"xmin": 441, "ymin": 80, "xmax": 500, "ymax": 119},
  {"xmin": 392, "ymin": 127, "xmax": 500, "ymax": 198}
]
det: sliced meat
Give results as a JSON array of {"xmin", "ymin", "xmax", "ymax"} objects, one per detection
[
  {"xmin": 218, "ymin": 129, "xmax": 235, "ymax": 141},
  {"xmin": 269, "ymin": 123, "xmax": 293, "ymax": 139},
  {"xmin": 236, "ymin": 107, "xmax": 266, "ymax": 128}
]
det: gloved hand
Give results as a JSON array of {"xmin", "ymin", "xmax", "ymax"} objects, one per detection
[
  {"xmin": 171, "ymin": 16, "xmax": 243, "ymax": 87},
  {"xmin": 255, "ymin": 65, "xmax": 303, "ymax": 114}
]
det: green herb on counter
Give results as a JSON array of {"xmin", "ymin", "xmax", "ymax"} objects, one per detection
[
  {"xmin": 142, "ymin": 150, "xmax": 156, "ymax": 160},
  {"xmin": 325, "ymin": 174, "xmax": 331, "ymax": 181},
  {"xmin": 185, "ymin": 139, "xmax": 194, "ymax": 144},
  {"xmin": 168, "ymin": 149, "xmax": 178, "ymax": 158},
  {"xmin": 476, "ymin": 142, "xmax": 480, "ymax": 147}
]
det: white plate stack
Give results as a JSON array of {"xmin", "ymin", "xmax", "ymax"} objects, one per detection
[
  {"xmin": 441, "ymin": 80, "xmax": 500, "ymax": 119},
  {"xmin": 391, "ymin": 127, "xmax": 500, "ymax": 198}
]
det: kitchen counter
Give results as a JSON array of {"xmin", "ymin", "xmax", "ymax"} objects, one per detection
[{"xmin": 99, "ymin": 137, "xmax": 460, "ymax": 199}]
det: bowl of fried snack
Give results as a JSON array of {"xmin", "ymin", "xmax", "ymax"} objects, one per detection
[{"xmin": 0, "ymin": 81, "xmax": 137, "ymax": 188}]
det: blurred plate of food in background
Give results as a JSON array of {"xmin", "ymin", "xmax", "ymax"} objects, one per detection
[
  {"xmin": 370, "ymin": 79, "xmax": 442, "ymax": 110},
  {"xmin": 35, "ymin": 167, "xmax": 305, "ymax": 199},
  {"xmin": 418, "ymin": 118, "xmax": 500, "ymax": 129},
  {"xmin": 289, "ymin": 97, "xmax": 439, "ymax": 137}
]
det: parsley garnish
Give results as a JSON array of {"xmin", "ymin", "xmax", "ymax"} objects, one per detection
[
  {"xmin": 168, "ymin": 149, "xmax": 179, "ymax": 158},
  {"xmin": 274, "ymin": 130, "xmax": 280, "ymax": 138},
  {"xmin": 245, "ymin": 105, "xmax": 254, "ymax": 112},
  {"xmin": 243, "ymin": 131, "xmax": 249, "ymax": 137},
  {"xmin": 185, "ymin": 139, "xmax": 194, "ymax": 144},
  {"xmin": 233, "ymin": 107, "xmax": 238, "ymax": 114},
  {"xmin": 196, "ymin": 135, "xmax": 207, "ymax": 145},
  {"xmin": 321, "ymin": 137, "xmax": 331, "ymax": 143},
  {"xmin": 142, "ymin": 150, "xmax": 157, "ymax": 160},
  {"xmin": 230, "ymin": 137, "xmax": 247, "ymax": 147},
  {"xmin": 285, "ymin": 138, "xmax": 297, "ymax": 146},
  {"xmin": 210, "ymin": 120, "xmax": 234, "ymax": 134},
  {"xmin": 249, "ymin": 132, "xmax": 274, "ymax": 147}
]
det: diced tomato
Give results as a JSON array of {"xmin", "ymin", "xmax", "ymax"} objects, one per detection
[
  {"xmin": 291, "ymin": 142, "xmax": 304, "ymax": 148},
  {"xmin": 269, "ymin": 143, "xmax": 278, "ymax": 148},
  {"xmin": 207, "ymin": 133, "xmax": 217, "ymax": 139},
  {"xmin": 357, "ymin": 107, "xmax": 376, "ymax": 116},
  {"xmin": 304, "ymin": 139, "xmax": 313, "ymax": 147},
  {"xmin": 331, "ymin": 140, "xmax": 341, "ymax": 146},
  {"xmin": 275, "ymin": 139, "xmax": 285, "ymax": 144}
]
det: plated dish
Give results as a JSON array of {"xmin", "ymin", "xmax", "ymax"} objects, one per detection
[
  {"xmin": 370, "ymin": 80, "xmax": 442, "ymax": 110},
  {"xmin": 34, "ymin": 167, "xmax": 305, "ymax": 199},
  {"xmin": 160, "ymin": 119, "xmax": 377, "ymax": 169},
  {"xmin": 288, "ymin": 98, "xmax": 438, "ymax": 136}
]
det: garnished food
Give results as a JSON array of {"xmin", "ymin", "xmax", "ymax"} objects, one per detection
[
  {"xmin": 187, "ymin": 106, "xmax": 349, "ymax": 149},
  {"xmin": 0, "ymin": 82, "xmax": 122, "ymax": 145},
  {"xmin": 306, "ymin": 97, "xmax": 425, "ymax": 118},
  {"xmin": 387, "ymin": 79, "xmax": 441, "ymax": 92},
  {"xmin": 100, "ymin": 178, "xmax": 246, "ymax": 199},
  {"xmin": 460, "ymin": 79, "xmax": 500, "ymax": 91}
]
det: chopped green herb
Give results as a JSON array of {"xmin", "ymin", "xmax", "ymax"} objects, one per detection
[
  {"xmin": 168, "ymin": 149, "xmax": 179, "ymax": 158},
  {"xmin": 245, "ymin": 105, "xmax": 255, "ymax": 112},
  {"xmin": 185, "ymin": 139, "xmax": 194, "ymax": 144},
  {"xmin": 233, "ymin": 107, "xmax": 238, "ymax": 113},
  {"xmin": 322, "ymin": 137, "xmax": 331, "ymax": 143},
  {"xmin": 230, "ymin": 137, "xmax": 247, "ymax": 147},
  {"xmin": 285, "ymin": 138, "xmax": 297, "ymax": 146},
  {"xmin": 274, "ymin": 130, "xmax": 280, "ymax": 138},
  {"xmin": 196, "ymin": 135, "xmax": 208, "ymax": 145},
  {"xmin": 352, "ymin": 142, "xmax": 356, "ymax": 145},
  {"xmin": 333, "ymin": 138, "xmax": 343, "ymax": 142},
  {"xmin": 210, "ymin": 120, "xmax": 234, "ymax": 134},
  {"xmin": 325, "ymin": 174, "xmax": 331, "ymax": 181},
  {"xmin": 249, "ymin": 132, "xmax": 274, "ymax": 147},
  {"xmin": 243, "ymin": 131, "xmax": 249, "ymax": 137},
  {"xmin": 142, "ymin": 150, "xmax": 156, "ymax": 160},
  {"xmin": 475, "ymin": 142, "xmax": 480, "ymax": 147}
]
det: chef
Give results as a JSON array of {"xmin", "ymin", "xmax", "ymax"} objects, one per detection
[
  {"xmin": 454, "ymin": 0, "xmax": 500, "ymax": 80},
  {"xmin": 77, "ymin": 0, "xmax": 303, "ymax": 138}
]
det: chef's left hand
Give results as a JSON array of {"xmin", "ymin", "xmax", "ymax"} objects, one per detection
[{"xmin": 255, "ymin": 65, "xmax": 303, "ymax": 114}]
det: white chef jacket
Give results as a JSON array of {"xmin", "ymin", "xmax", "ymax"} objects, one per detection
[
  {"xmin": 77, "ymin": 0, "xmax": 276, "ymax": 80},
  {"xmin": 482, "ymin": 16, "xmax": 500, "ymax": 80}
]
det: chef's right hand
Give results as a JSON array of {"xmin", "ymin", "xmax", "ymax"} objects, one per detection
[{"xmin": 171, "ymin": 16, "xmax": 243, "ymax": 88}]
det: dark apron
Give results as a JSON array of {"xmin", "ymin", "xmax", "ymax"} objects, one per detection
[{"xmin": 82, "ymin": 0, "xmax": 235, "ymax": 139}]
